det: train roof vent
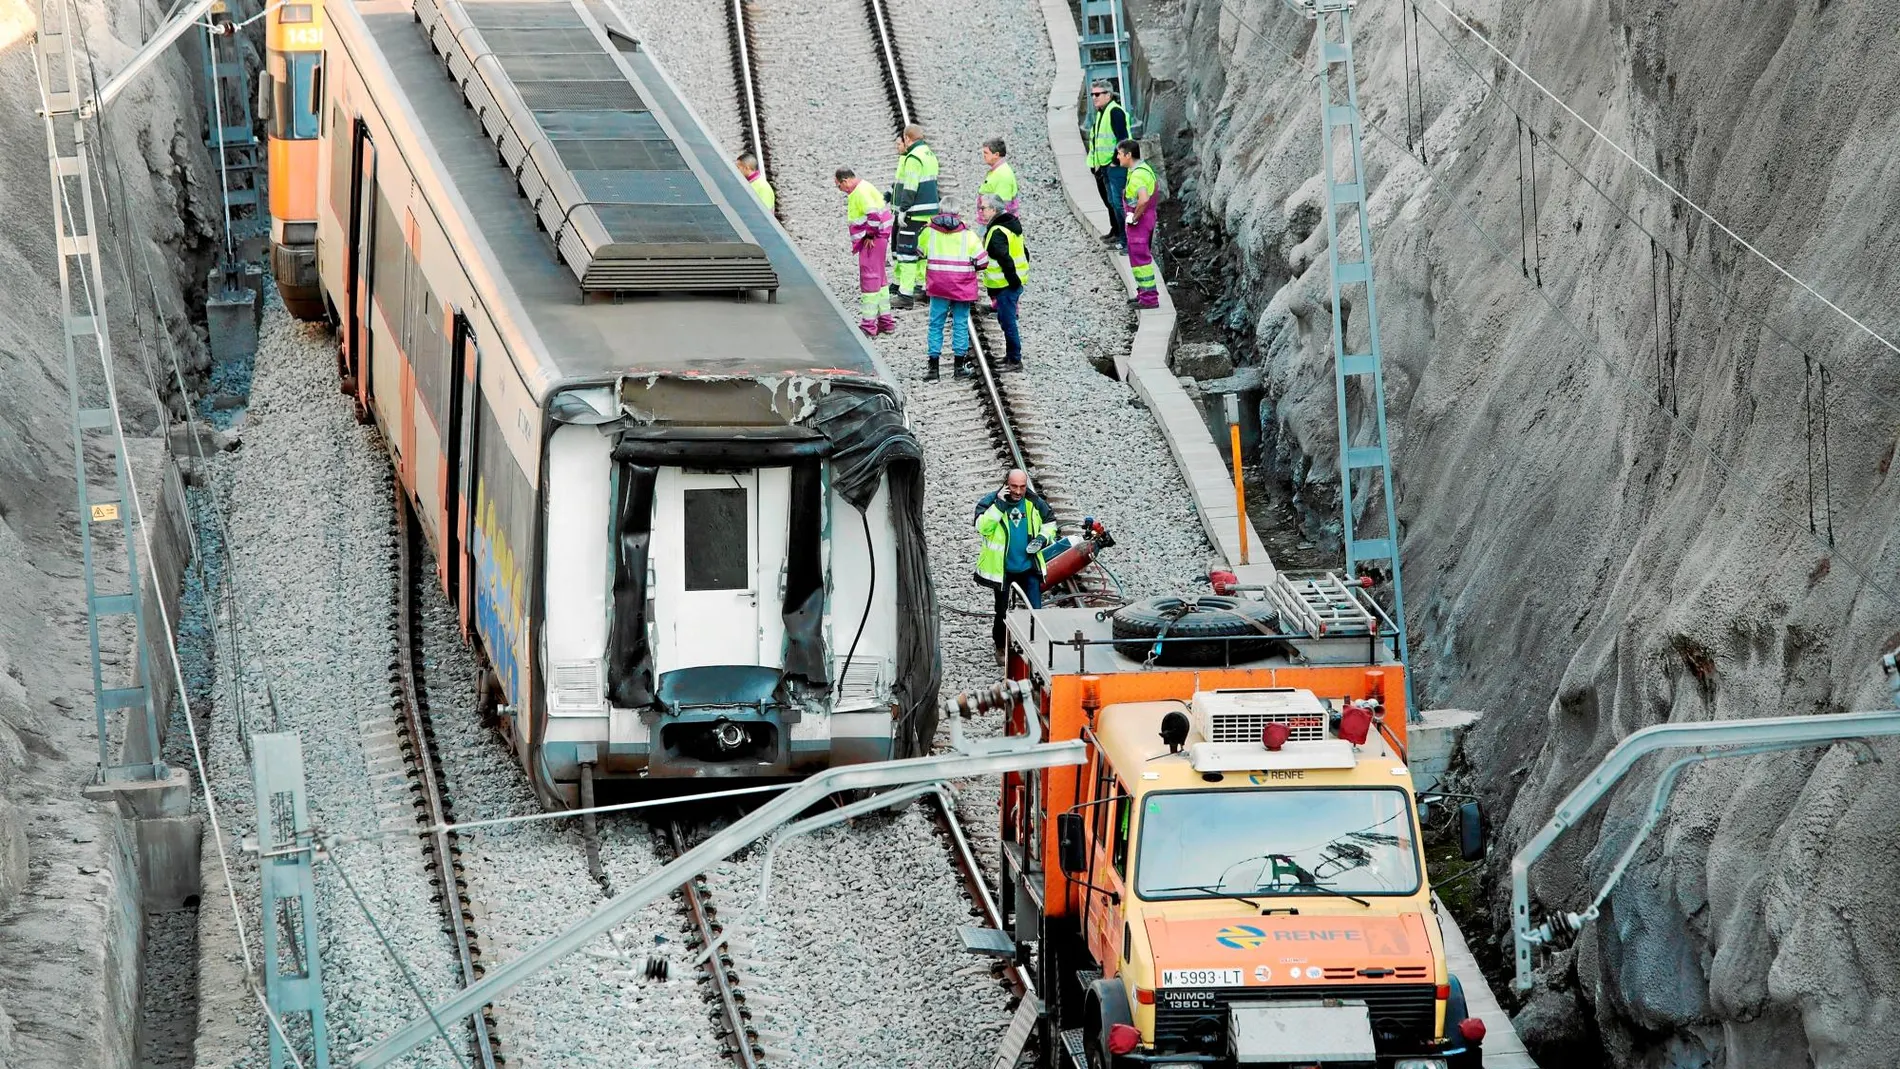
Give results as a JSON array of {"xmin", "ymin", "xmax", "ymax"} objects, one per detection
[{"xmin": 416, "ymin": 0, "xmax": 778, "ymax": 293}]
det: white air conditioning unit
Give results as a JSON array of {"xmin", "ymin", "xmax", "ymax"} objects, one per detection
[
  {"xmin": 1192, "ymin": 688, "xmax": 1328, "ymax": 745},
  {"xmin": 550, "ymin": 659, "xmax": 606, "ymax": 713}
]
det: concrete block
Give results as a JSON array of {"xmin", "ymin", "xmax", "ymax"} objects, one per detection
[
  {"xmin": 1411, "ymin": 708, "xmax": 1483, "ymax": 791},
  {"xmin": 135, "ymin": 815, "xmax": 203, "ymax": 911},
  {"xmin": 205, "ymin": 267, "xmax": 259, "ymax": 364},
  {"xmin": 83, "ymin": 767, "xmax": 192, "ymax": 820}
]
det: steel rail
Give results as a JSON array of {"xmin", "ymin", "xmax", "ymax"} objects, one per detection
[
  {"xmin": 666, "ymin": 820, "xmax": 761, "ymax": 1067},
  {"xmin": 931, "ymin": 790, "xmax": 1030, "ymax": 996},
  {"xmin": 863, "ymin": 0, "xmax": 911, "ymax": 128},
  {"xmin": 392, "ymin": 501, "xmax": 499, "ymax": 1069},
  {"xmin": 725, "ymin": 0, "xmax": 771, "ymax": 186}
]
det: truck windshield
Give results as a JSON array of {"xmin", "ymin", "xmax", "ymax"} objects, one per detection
[{"xmin": 1136, "ymin": 787, "xmax": 1422, "ymax": 899}]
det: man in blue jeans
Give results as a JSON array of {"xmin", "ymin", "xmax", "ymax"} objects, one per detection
[{"xmin": 977, "ymin": 193, "xmax": 1028, "ymax": 371}]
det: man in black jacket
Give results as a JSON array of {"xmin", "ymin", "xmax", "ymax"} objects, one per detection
[{"xmin": 977, "ymin": 193, "xmax": 1028, "ymax": 370}]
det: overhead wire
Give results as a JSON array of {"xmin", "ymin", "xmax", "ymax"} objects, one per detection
[
  {"xmin": 1203, "ymin": 0, "xmax": 1900, "ymax": 615},
  {"xmin": 1418, "ymin": 0, "xmax": 1900, "ymax": 362},
  {"xmin": 49, "ymin": 1, "xmax": 308, "ymax": 1058}
]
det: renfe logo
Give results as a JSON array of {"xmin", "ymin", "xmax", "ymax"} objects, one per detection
[
  {"xmin": 1216, "ymin": 925, "xmax": 1270, "ymax": 949},
  {"xmin": 1273, "ymin": 929, "xmax": 1365, "ymax": 942}
]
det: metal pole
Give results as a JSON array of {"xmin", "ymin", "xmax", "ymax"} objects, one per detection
[
  {"xmin": 353, "ymin": 742, "xmax": 1087, "ymax": 1067},
  {"xmin": 1225, "ymin": 393, "xmax": 1248, "ymax": 565},
  {"xmin": 1509, "ymin": 710, "xmax": 1900, "ymax": 992}
]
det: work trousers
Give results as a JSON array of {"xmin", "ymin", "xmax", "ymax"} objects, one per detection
[
  {"xmin": 1094, "ymin": 165, "xmax": 1127, "ymax": 243},
  {"xmin": 1127, "ymin": 210, "xmax": 1159, "ymax": 308},
  {"xmin": 992, "ymin": 570, "xmax": 1043, "ymax": 647},
  {"xmin": 893, "ymin": 219, "xmax": 927, "ymax": 295},
  {"xmin": 856, "ymin": 233, "xmax": 894, "ymax": 335},
  {"xmin": 989, "ymin": 286, "xmax": 1022, "ymax": 363},
  {"xmin": 927, "ymin": 297, "xmax": 972, "ymax": 360}
]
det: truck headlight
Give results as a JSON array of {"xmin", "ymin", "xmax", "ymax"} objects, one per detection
[{"xmin": 1394, "ymin": 1060, "xmax": 1449, "ymax": 1069}]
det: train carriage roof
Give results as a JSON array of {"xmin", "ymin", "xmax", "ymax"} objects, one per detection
[{"xmin": 336, "ymin": 0, "xmax": 896, "ymax": 400}]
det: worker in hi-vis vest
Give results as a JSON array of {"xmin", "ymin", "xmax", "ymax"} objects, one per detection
[
  {"xmin": 977, "ymin": 192, "xmax": 1028, "ymax": 370},
  {"xmin": 835, "ymin": 167, "xmax": 896, "ymax": 337},
  {"xmin": 890, "ymin": 125, "xmax": 940, "ymax": 308},
  {"xmin": 736, "ymin": 150, "xmax": 774, "ymax": 211},
  {"xmin": 917, "ymin": 195, "xmax": 988, "ymax": 382},
  {"xmin": 979, "ymin": 137, "xmax": 1021, "ymax": 217},
  {"xmin": 973, "ymin": 468, "xmax": 1056, "ymax": 662},
  {"xmin": 1086, "ymin": 82, "xmax": 1130, "ymax": 250},
  {"xmin": 1118, "ymin": 139, "xmax": 1160, "ymax": 309}
]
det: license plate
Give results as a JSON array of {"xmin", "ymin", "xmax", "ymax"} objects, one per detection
[{"xmin": 1162, "ymin": 968, "xmax": 1244, "ymax": 987}]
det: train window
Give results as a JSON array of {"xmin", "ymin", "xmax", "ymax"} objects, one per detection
[
  {"xmin": 682, "ymin": 488, "xmax": 747, "ymax": 591},
  {"xmin": 280, "ymin": 3, "xmax": 314, "ymax": 21},
  {"xmin": 271, "ymin": 52, "xmax": 323, "ymax": 140}
]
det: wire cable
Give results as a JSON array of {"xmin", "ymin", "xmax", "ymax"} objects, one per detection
[
  {"xmin": 38, "ymin": 18, "xmax": 305, "ymax": 1063},
  {"xmin": 323, "ymin": 848, "xmax": 474, "ymax": 1069},
  {"xmin": 1418, "ymin": 0, "xmax": 1900, "ymax": 361},
  {"xmin": 1208, "ymin": 0, "xmax": 1900, "ymax": 616}
]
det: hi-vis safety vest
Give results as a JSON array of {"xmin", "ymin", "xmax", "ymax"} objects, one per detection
[
  {"xmin": 1088, "ymin": 99, "xmax": 1127, "ymax": 168},
  {"xmin": 982, "ymin": 223, "xmax": 1030, "ymax": 290},
  {"xmin": 846, "ymin": 180, "xmax": 892, "ymax": 242},
  {"xmin": 975, "ymin": 494, "xmax": 1052, "ymax": 585},
  {"xmin": 979, "ymin": 160, "xmax": 1020, "ymax": 213},
  {"xmin": 894, "ymin": 141, "xmax": 940, "ymax": 222},
  {"xmin": 746, "ymin": 169, "xmax": 776, "ymax": 211},
  {"xmin": 1123, "ymin": 160, "xmax": 1158, "ymax": 219}
]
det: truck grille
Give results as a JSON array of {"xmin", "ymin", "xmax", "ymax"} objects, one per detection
[{"xmin": 1154, "ymin": 984, "xmax": 1436, "ymax": 1051}]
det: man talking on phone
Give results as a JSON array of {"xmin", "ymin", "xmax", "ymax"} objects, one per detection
[{"xmin": 973, "ymin": 468, "xmax": 1058, "ymax": 664}]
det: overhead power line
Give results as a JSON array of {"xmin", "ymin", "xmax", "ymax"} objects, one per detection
[{"xmin": 1421, "ymin": 0, "xmax": 1900, "ymax": 362}]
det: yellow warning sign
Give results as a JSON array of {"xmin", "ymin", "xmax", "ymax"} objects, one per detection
[{"xmin": 89, "ymin": 503, "xmax": 119, "ymax": 523}]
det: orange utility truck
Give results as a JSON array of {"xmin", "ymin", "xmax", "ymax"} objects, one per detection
[{"xmin": 996, "ymin": 580, "xmax": 1486, "ymax": 1068}]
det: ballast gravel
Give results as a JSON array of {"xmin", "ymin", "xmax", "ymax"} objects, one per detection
[{"xmin": 189, "ymin": 298, "xmax": 460, "ymax": 1068}]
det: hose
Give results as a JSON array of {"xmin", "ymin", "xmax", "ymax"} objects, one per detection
[{"xmin": 839, "ymin": 508, "xmax": 875, "ymax": 692}]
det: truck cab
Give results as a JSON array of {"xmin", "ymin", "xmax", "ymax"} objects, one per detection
[{"xmin": 997, "ymin": 578, "xmax": 1484, "ymax": 1068}]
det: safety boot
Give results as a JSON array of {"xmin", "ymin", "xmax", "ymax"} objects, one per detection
[
  {"xmin": 923, "ymin": 360, "xmax": 941, "ymax": 382},
  {"xmin": 891, "ymin": 293, "xmax": 917, "ymax": 311}
]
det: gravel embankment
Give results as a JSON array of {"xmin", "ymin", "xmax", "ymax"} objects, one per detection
[{"xmin": 190, "ymin": 298, "xmax": 460, "ymax": 1066}]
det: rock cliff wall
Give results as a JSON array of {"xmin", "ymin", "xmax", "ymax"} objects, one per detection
[
  {"xmin": 0, "ymin": 1, "xmax": 214, "ymax": 1065},
  {"xmin": 1151, "ymin": 0, "xmax": 1900, "ymax": 1064}
]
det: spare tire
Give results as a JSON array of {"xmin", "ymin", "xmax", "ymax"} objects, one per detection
[{"xmin": 1110, "ymin": 595, "xmax": 1287, "ymax": 666}]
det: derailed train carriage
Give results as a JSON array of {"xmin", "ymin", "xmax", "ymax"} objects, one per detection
[{"xmin": 292, "ymin": 0, "xmax": 938, "ymax": 803}]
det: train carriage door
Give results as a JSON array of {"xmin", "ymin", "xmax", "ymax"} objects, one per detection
[
  {"xmin": 445, "ymin": 313, "xmax": 475, "ymax": 628},
  {"xmin": 650, "ymin": 467, "xmax": 790, "ymax": 671},
  {"xmin": 344, "ymin": 120, "xmax": 374, "ymax": 411}
]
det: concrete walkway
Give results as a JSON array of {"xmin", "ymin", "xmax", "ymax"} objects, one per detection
[
  {"xmin": 1031, "ymin": 6, "xmax": 1536, "ymax": 1066},
  {"xmin": 1034, "ymin": 0, "xmax": 1261, "ymax": 570}
]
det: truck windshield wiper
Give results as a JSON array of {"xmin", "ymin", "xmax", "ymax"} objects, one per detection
[
  {"xmin": 1147, "ymin": 884, "xmax": 1267, "ymax": 912},
  {"xmin": 1271, "ymin": 880, "xmax": 1371, "ymax": 908}
]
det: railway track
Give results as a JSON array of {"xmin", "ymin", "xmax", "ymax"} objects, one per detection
[
  {"xmin": 661, "ymin": 819, "xmax": 763, "ymax": 1067},
  {"xmin": 390, "ymin": 500, "xmax": 502, "ymax": 1068}
]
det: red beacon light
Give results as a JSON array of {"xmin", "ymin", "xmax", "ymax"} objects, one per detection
[
  {"xmin": 1337, "ymin": 701, "xmax": 1373, "ymax": 746},
  {"xmin": 1458, "ymin": 1017, "xmax": 1487, "ymax": 1043},
  {"xmin": 1262, "ymin": 722, "xmax": 1291, "ymax": 751},
  {"xmin": 1208, "ymin": 570, "xmax": 1239, "ymax": 595},
  {"xmin": 1107, "ymin": 1023, "xmax": 1140, "ymax": 1056}
]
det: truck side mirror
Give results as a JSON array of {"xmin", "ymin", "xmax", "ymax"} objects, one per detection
[
  {"xmin": 1057, "ymin": 812, "xmax": 1087, "ymax": 875},
  {"xmin": 255, "ymin": 75, "xmax": 273, "ymax": 124},
  {"xmin": 1458, "ymin": 801, "xmax": 1485, "ymax": 862}
]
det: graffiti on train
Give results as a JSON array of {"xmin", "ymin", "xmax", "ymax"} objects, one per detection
[{"xmin": 472, "ymin": 483, "xmax": 528, "ymax": 705}]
